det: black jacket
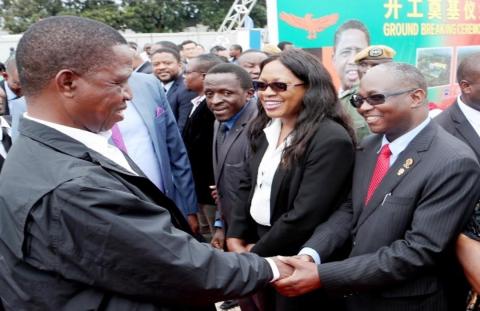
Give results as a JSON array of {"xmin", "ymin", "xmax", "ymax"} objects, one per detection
[{"xmin": 0, "ymin": 118, "xmax": 272, "ymax": 310}]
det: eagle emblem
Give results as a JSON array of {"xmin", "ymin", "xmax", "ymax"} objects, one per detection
[{"xmin": 279, "ymin": 12, "xmax": 339, "ymax": 40}]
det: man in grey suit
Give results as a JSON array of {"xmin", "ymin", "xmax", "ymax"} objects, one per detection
[
  {"xmin": 204, "ymin": 61, "xmax": 258, "ymax": 311},
  {"xmin": 112, "ymin": 71, "xmax": 200, "ymax": 234},
  {"xmin": 203, "ymin": 63, "xmax": 257, "ymax": 249},
  {"xmin": 0, "ymin": 16, "xmax": 292, "ymax": 310},
  {"xmin": 274, "ymin": 63, "xmax": 480, "ymax": 311}
]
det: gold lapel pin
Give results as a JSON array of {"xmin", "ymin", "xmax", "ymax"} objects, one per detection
[
  {"xmin": 403, "ymin": 158, "xmax": 414, "ymax": 169},
  {"xmin": 397, "ymin": 168, "xmax": 405, "ymax": 176}
]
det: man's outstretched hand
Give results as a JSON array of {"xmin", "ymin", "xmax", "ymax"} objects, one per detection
[{"xmin": 273, "ymin": 256, "xmax": 322, "ymax": 297}]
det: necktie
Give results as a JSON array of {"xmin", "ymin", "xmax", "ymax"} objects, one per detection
[
  {"xmin": 218, "ymin": 123, "xmax": 229, "ymax": 144},
  {"xmin": 110, "ymin": 124, "xmax": 128, "ymax": 153},
  {"xmin": 365, "ymin": 144, "xmax": 391, "ymax": 205},
  {"xmin": 2, "ymin": 127, "xmax": 11, "ymax": 152}
]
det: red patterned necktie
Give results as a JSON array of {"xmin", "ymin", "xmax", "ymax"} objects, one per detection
[{"xmin": 365, "ymin": 144, "xmax": 391, "ymax": 205}]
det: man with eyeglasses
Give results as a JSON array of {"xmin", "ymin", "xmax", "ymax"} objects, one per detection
[
  {"xmin": 341, "ymin": 45, "xmax": 395, "ymax": 142},
  {"xmin": 273, "ymin": 62, "xmax": 480, "ymax": 311}
]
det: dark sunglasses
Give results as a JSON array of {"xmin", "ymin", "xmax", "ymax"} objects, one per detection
[
  {"xmin": 252, "ymin": 80, "xmax": 305, "ymax": 92},
  {"xmin": 350, "ymin": 88, "xmax": 416, "ymax": 108}
]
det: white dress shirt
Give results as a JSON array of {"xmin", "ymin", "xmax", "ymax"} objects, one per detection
[
  {"xmin": 116, "ymin": 101, "xmax": 164, "ymax": 191},
  {"xmin": 458, "ymin": 96, "xmax": 480, "ymax": 138},
  {"xmin": 250, "ymin": 119, "xmax": 291, "ymax": 226},
  {"xmin": 24, "ymin": 114, "xmax": 136, "ymax": 175},
  {"xmin": 162, "ymin": 80, "xmax": 174, "ymax": 94},
  {"xmin": 189, "ymin": 95, "xmax": 205, "ymax": 117}
]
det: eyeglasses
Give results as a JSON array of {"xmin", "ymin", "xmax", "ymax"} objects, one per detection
[
  {"xmin": 350, "ymin": 88, "xmax": 416, "ymax": 108},
  {"xmin": 252, "ymin": 80, "xmax": 305, "ymax": 92}
]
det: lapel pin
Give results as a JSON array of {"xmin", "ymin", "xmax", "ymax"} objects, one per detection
[
  {"xmin": 403, "ymin": 158, "xmax": 414, "ymax": 169},
  {"xmin": 397, "ymin": 168, "xmax": 405, "ymax": 176}
]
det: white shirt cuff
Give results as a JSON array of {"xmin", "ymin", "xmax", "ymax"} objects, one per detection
[
  {"xmin": 265, "ymin": 257, "xmax": 280, "ymax": 282},
  {"xmin": 299, "ymin": 247, "xmax": 321, "ymax": 265}
]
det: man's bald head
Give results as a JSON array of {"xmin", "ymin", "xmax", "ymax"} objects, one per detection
[{"xmin": 456, "ymin": 53, "xmax": 480, "ymax": 109}]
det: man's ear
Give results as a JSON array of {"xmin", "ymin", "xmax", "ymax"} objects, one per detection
[
  {"xmin": 459, "ymin": 80, "xmax": 471, "ymax": 95},
  {"xmin": 409, "ymin": 88, "xmax": 426, "ymax": 108},
  {"xmin": 1, "ymin": 72, "xmax": 8, "ymax": 81},
  {"xmin": 55, "ymin": 70, "xmax": 77, "ymax": 98},
  {"xmin": 246, "ymin": 88, "xmax": 255, "ymax": 100}
]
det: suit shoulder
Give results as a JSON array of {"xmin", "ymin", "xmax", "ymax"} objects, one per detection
[
  {"xmin": 433, "ymin": 125, "xmax": 477, "ymax": 161},
  {"xmin": 434, "ymin": 104, "xmax": 456, "ymax": 127},
  {"xmin": 314, "ymin": 118, "xmax": 352, "ymax": 141}
]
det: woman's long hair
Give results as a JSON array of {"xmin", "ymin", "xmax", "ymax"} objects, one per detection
[{"xmin": 249, "ymin": 48, "xmax": 355, "ymax": 168}]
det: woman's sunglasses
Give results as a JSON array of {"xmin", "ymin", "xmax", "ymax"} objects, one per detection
[
  {"xmin": 350, "ymin": 88, "xmax": 416, "ymax": 108},
  {"xmin": 253, "ymin": 81, "xmax": 305, "ymax": 92}
]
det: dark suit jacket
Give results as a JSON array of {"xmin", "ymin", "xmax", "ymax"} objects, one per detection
[
  {"xmin": 435, "ymin": 100, "xmax": 480, "ymax": 160},
  {"xmin": 228, "ymin": 118, "xmax": 355, "ymax": 257},
  {"xmin": 166, "ymin": 75, "xmax": 197, "ymax": 132},
  {"xmin": 305, "ymin": 122, "xmax": 480, "ymax": 311},
  {"xmin": 212, "ymin": 99, "xmax": 257, "ymax": 228},
  {"xmin": 182, "ymin": 98, "xmax": 216, "ymax": 205},
  {"xmin": 0, "ymin": 118, "xmax": 273, "ymax": 310}
]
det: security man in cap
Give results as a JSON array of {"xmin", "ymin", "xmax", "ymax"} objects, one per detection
[{"xmin": 340, "ymin": 45, "xmax": 396, "ymax": 143}]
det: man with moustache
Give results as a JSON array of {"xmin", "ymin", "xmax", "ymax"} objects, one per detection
[
  {"xmin": 0, "ymin": 16, "xmax": 292, "ymax": 311},
  {"xmin": 275, "ymin": 63, "xmax": 480, "ymax": 311},
  {"xmin": 151, "ymin": 47, "xmax": 197, "ymax": 132}
]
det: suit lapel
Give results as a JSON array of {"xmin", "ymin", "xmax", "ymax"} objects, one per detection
[
  {"xmin": 354, "ymin": 137, "xmax": 382, "ymax": 211},
  {"xmin": 167, "ymin": 79, "xmax": 179, "ymax": 101},
  {"xmin": 212, "ymin": 120, "xmax": 220, "ymax": 181},
  {"xmin": 451, "ymin": 102, "xmax": 480, "ymax": 159},
  {"xmin": 356, "ymin": 123, "xmax": 435, "ymax": 227}
]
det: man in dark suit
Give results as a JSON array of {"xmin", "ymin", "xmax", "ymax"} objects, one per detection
[
  {"xmin": 203, "ymin": 63, "xmax": 257, "ymax": 248},
  {"xmin": 274, "ymin": 62, "xmax": 480, "ymax": 311},
  {"xmin": 151, "ymin": 48, "xmax": 197, "ymax": 132},
  {"xmin": 0, "ymin": 56, "xmax": 22, "ymax": 116},
  {"xmin": 204, "ymin": 61, "xmax": 258, "ymax": 311},
  {"xmin": 182, "ymin": 54, "xmax": 226, "ymax": 238},
  {"xmin": 0, "ymin": 16, "xmax": 291, "ymax": 310},
  {"xmin": 436, "ymin": 52, "xmax": 480, "ymax": 307}
]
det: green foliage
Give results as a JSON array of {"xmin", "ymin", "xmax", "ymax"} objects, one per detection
[{"xmin": 0, "ymin": 0, "xmax": 267, "ymax": 34}]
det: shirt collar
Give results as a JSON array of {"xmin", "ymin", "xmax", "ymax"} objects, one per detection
[
  {"xmin": 162, "ymin": 80, "xmax": 174, "ymax": 93},
  {"xmin": 191, "ymin": 95, "xmax": 205, "ymax": 106},
  {"xmin": 263, "ymin": 118, "xmax": 292, "ymax": 148},
  {"xmin": 23, "ymin": 113, "xmax": 113, "ymax": 152},
  {"xmin": 380, "ymin": 117, "xmax": 431, "ymax": 157},
  {"xmin": 223, "ymin": 100, "xmax": 249, "ymax": 130}
]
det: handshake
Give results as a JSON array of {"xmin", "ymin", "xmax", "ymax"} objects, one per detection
[{"xmin": 269, "ymin": 255, "xmax": 322, "ymax": 297}]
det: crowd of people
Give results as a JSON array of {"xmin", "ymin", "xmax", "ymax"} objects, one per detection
[{"xmin": 0, "ymin": 15, "xmax": 478, "ymax": 311}]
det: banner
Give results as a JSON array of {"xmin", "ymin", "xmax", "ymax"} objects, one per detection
[{"xmin": 267, "ymin": 0, "xmax": 480, "ymax": 107}]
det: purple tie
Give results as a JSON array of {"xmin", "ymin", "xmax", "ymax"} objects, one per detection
[{"xmin": 111, "ymin": 124, "xmax": 128, "ymax": 153}]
